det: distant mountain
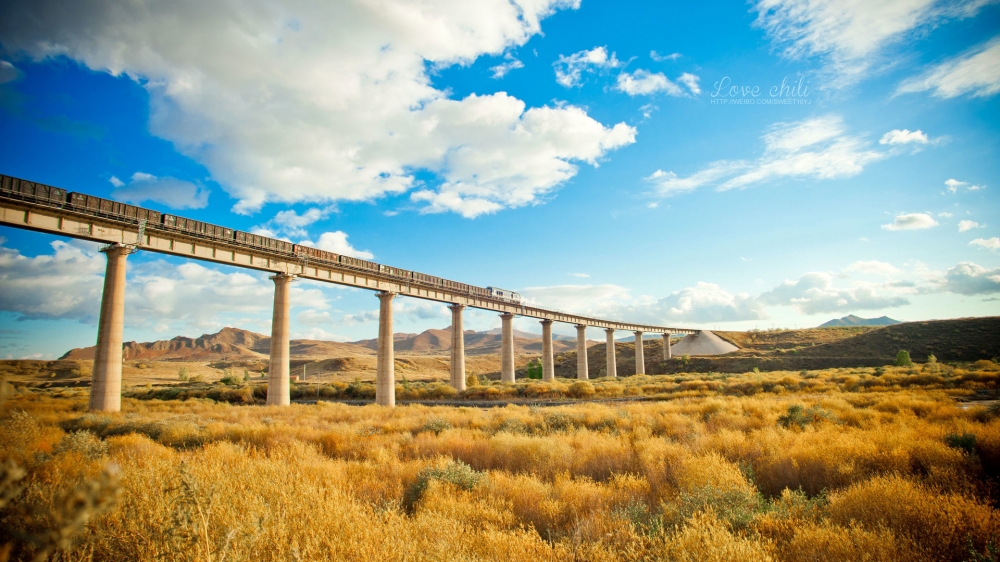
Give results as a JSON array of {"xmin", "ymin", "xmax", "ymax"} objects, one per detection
[
  {"xmin": 819, "ymin": 315, "xmax": 901, "ymax": 328},
  {"xmin": 61, "ymin": 327, "xmax": 374, "ymax": 362},
  {"xmin": 350, "ymin": 327, "xmax": 586, "ymax": 355}
]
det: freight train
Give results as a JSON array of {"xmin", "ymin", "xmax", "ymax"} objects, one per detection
[{"xmin": 0, "ymin": 175, "xmax": 523, "ymax": 304}]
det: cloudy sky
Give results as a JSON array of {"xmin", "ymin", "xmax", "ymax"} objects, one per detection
[{"xmin": 0, "ymin": 0, "xmax": 998, "ymax": 359}]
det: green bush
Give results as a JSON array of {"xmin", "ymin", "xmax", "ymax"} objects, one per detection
[
  {"xmin": 403, "ymin": 461, "xmax": 485, "ymax": 513},
  {"xmin": 526, "ymin": 359, "xmax": 542, "ymax": 380},
  {"xmin": 778, "ymin": 404, "xmax": 834, "ymax": 429},
  {"xmin": 895, "ymin": 350, "xmax": 913, "ymax": 367},
  {"xmin": 945, "ymin": 432, "xmax": 976, "ymax": 455},
  {"xmin": 178, "ymin": 367, "xmax": 188, "ymax": 382}
]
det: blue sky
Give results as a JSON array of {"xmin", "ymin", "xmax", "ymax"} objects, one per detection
[{"xmin": 1, "ymin": 0, "xmax": 998, "ymax": 359}]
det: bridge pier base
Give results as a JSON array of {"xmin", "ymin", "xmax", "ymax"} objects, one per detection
[
  {"xmin": 575, "ymin": 325, "xmax": 589, "ymax": 380},
  {"xmin": 500, "ymin": 313, "xmax": 515, "ymax": 383},
  {"xmin": 266, "ymin": 274, "xmax": 295, "ymax": 406},
  {"xmin": 634, "ymin": 331, "xmax": 645, "ymax": 375},
  {"xmin": 89, "ymin": 245, "xmax": 130, "ymax": 412},
  {"xmin": 376, "ymin": 291, "xmax": 396, "ymax": 407},
  {"xmin": 541, "ymin": 319, "xmax": 554, "ymax": 382},
  {"xmin": 663, "ymin": 333, "xmax": 672, "ymax": 360},
  {"xmin": 605, "ymin": 329, "xmax": 617, "ymax": 378},
  {"xmin": 449, "ymin": 304, "xmax": 466, "ymax": 391}
]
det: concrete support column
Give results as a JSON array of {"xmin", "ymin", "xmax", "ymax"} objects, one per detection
[
  {"xmin": 89, "ymin": 245, "xmax": 131, "ymax": 412},
  {"xmin": 449, "ymin": 304, "xmax": 466, "ymax": 391},
  {"xmin": 575, "ymin": 325, "xmax": 589, "ymax": 380},
  {"xmin": 376, "ymin": 291, "xmax": 396, "ymax": 407},
  {"xmin": 605, "ymin": 328, "xmax": 617, "ymax": 378},
  {"xmin": 540, "ymin": 319, "xmax": 555, "ymax": 382},
  {"xmin": 500, "ymin": 313, "xmax": 515, "ymax": 383},
  {"xmin": 634, "ymin": 331, "xmax": 645, "ymax": 375},
  {"xmin": 266, "ymin": 273, "xmax": 297, "ymax": 406},
  {"xmin": 663, "ymin": 333, "xmax": 672, "ymax": 360}
]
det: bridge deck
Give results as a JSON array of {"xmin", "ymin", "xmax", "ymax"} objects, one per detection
[{"xmin": 0, "ymin": 193, "xmax": 697, "ymax": 335}]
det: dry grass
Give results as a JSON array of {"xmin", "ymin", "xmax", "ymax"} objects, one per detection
[{"xmin": 2, "ymin": 364, "xmax": 1000, "ymax": 561}]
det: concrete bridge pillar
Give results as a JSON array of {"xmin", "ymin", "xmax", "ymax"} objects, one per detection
[
  {"xmin": 266, "ymin": 273, "xmax": 296, "ymax": 406},
  {"xmin": 449, "ymin": 304, "xmax": 466, "ymax": 391},
  {"xmin": 540, "ymin": 319, "xmax": 554, "ymax": 382},
  {"xmin": 663, "ymin": 333, "xmax": 672, "ymax": 360},
  {"xmin": 575, "ymin": 325, "xmax": 589, "ymax": 380},
  {"xmin": 89, "ymin": 244, "xmax": 131, "ymax": 412},
  {"xmin": 605, "ymin": 328, "xmax": 617, "ymax": 378},
  {"xmin": 634, "ymin": 331, "xmax": 645, "ymax": 375},
  {"xmin": 500, "ymin": 313, "xmax": 515, "ymax": 383},
  {"xmin": 376, "ymin": 291, "xmax": 396, "ymax": 407}
]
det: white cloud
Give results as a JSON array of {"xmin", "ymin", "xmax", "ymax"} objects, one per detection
[
  {"xmin": 897, "ymin": 36, "xmax": 1000, "ymax": 98},
  {"xmin": 257, "ymin": 206, "xmax": 335, "ymax": 238},
  {"xmin": 941, "ymin": 262, "xmax": 1000, "ymax": 294},
  {"xmin": 111, "ymin": 172, "xmax": 209, "ymax": 210},
  {"xmin": 677, "ymin": 72, "xmax": 701, "ymax": 95},
  {"xmin": 753, "ymin": 0, "xmax": 991, "ymax": 85},
  {"xmin": 0, "ymin": 0, "xmax": 639, "ymax": 217},
  {"xmin": 615, "ymin": 69, "xmax": 684, "ymax": 96},
  {"xmin": 842, "ymin": 260, "xmax": 901, "ymax": 276},
  {"xmin": 406, "ymin": 96, "xmax": 635, "ymax": 217},
  {"xmin": 568, "ymin": 272, "xmax": 590, "ymax": 278},
  {"xmin": 0, "ymin": 239, "xmax": 338, "ymax": 333},
  {"xmin": 959, "ymin": 220, "xmax": 983, "ymax": 232},
  {"xmin": 879, "ymin": 128, "xmax": 928, "ymax": 145},
  {"xmin": 0, "ymin": 60, "xmax": 21, "ymax": 83},
  {"xmin": 312, "ymin": 231, "xmax": 373, "ymax": 259},
  {"xmin": 881, "ymin": 212, "xmax": 939, "ymax": 230},
  {"xmin": 553, "ymin": 46, "xmax": 622, "ymax": 87},
  {"xmin": 341, "ymin": 310, "xmax": 380, "ymax": 326},
  {"xmin": 520, "ymin": 283, "xmax": 634, "ymax": 316},
  {"xmin": 945, "ymin": 178, "xmax": 984, "ymax": 193},
  {"xmin": 759, "ymin": 272, "xmax": 909, "ymax": 314},
  {"xmin": 970, "ymin": 237, "xmax": 1000, "ymax": 252},
  {"xmin": 650, "ymin": 50, "xmax": 681, "ymax": 62},
  {"xmin": 0, "ymin": 239, "xmax": 105, "ymax": 322},
  {"xmin": 648, "ymin": 115, "xmax": 885, "ymax": 196},
  {"xmin": 490, "ymin": 56, "xmax": 524, "ymax": 79},
  {"xmin": 939, "ymin": 212, "xmax": 954, "ymax": 218},
  {"xmin": 649, "ymin": 282, "xmax": 766, "ymax": 323}
]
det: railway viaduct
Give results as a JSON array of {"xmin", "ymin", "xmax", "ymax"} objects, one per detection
[{"xmin": 0, "ymin": 176, "xmax": 698, "ymax": 412}]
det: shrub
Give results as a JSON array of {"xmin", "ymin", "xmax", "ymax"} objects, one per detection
[
  {"xmin": 945, "ymin": 432, "xmax": 977, "ymax": 455},
  {"xmin": 422, "ymin": 418, "xmax": 452, "ymax": 435},
  {"xmin": 403, "ymin": 460, "xmax": 485, "ymax": 513},
  {"xmin": 895, "ymin": 350, "xmax": 913, "ymax": 367},
  {"xmin": 567, "ymin": 381, "xmax": 595, "ymax": 399},
  {"xmin": 526, "ymin": 359, "xmax": 543, "ymax": 380},
  {"xmin": 778, "ymin": 404, "xmax": 834, "ymax": 429},
  {"xmin": 178, "ymin": 367, "xmax": 188, "ymax": 382},
  {"xmin": 465, "ymin": 373, "xmax": 479, "ymax": 388}
]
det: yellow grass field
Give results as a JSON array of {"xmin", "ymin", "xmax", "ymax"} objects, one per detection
[{"xmin": 2, "ymin": 361, "xmax": 1000, "ymax": 561}]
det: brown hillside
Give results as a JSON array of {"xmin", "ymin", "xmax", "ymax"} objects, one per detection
[{"xmin": 351, "ymin": 327, "xmax": 583, "ymax": 356}]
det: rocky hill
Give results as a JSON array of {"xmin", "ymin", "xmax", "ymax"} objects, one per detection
[{"xmin": 819, "ymin": 315, "xmax": 901, "ymax": 328}]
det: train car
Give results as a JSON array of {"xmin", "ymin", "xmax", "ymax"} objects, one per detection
[
  {"xmin": 1, "ymin": 175, "xmax": 67, "ymax": 204},
  {"xmin": 340, "ymin": 255, "xmax": 380, "ymax": 272},
  {"xmin": 293, "ymin": 244, "xmax": 341, "ymax": 266},
  {"xmin": 234, "ymin": 231, "xmax": 294, "ymax": 254},
  {"xmin": 378, "ymin": 264, "xmax": 409, "ymax": 278},
  {"xmin": 162, "ymin": 214, "xmax": 231, "ymax": 240},
  {"xmin": 412, "ymin": 271, "xmax": 441, "ymax": 286},
  {"xmin": 487, "ymin": 286, "xmax": 522, "ymax": 303},
  {"xmin": 68, "ymin": 192, "xmax": 161, "ymax": 224}
]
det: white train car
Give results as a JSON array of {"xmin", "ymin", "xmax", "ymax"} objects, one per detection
[{"xmin": 487, "ymin": 286, "xmax": 522, "ymax": 303}]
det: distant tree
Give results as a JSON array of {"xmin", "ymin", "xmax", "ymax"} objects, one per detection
[
  {"xmin": 178, "ymin": 367, "xmax": 189, "ymax": 381},
  {"xmin": 243, "ymin": 369, "xmax": 250, "ymax": 382},
  {"xmin": 895, "ymin": 350, "xmax": 913, "ymax": 367}
]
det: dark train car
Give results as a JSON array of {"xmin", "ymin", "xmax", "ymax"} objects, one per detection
[
  {"xmin": 68, "ymin": 192, "xmax": 161, "ymax": 224},
  {"xmin": 1, "ymin": 175, "xmax": 67, "ymax": 204},
  {"xmin": 163, "ymin": 214, "xmax": 232, "ymax": 240},
  {"xmin": 412, "ymin": 271, "xmax": 441, "ymax": 286},
  {"xmin": 235, "ymin": 231, "xmax": 294, "ymax": 254},
  {"xmin": 293, "ymin": 245, "xmax": 340, "ymax": 265},
  {"xmin": 340, "ymin": 255, "xmax": 379, "ymax": 272}
]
